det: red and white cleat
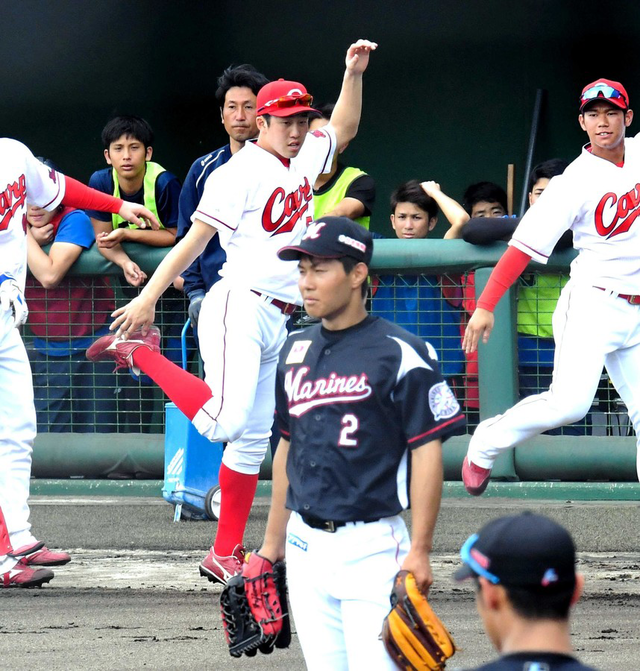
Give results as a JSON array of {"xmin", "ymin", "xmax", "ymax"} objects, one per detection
[
  {"xmin": 462, "ymin": 456, "xmax": 492, "ymax": 496},
  {"xmin": 199, "ymin": 544, "xmax": 245, "ymax": 585},
  {"xmin": 86, "ymin": 326, "xmax": 161, "ymax": 375},
  {"xmin": 1, "ymin": 564, "xmax": 54, "ymax": 588}
]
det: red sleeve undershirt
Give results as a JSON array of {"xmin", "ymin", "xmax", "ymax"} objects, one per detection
[
  {"xmin": 476, "ymin": 246, "xmax": 532, "ymax": 311},
  {"xmin": 61, "ymin": 176, "xmax": 123, "ymax": 213}
]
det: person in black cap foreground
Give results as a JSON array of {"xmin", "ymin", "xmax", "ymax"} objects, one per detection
[
  {"xmin": 250, "ymin": 216, "xmax": 465, "ymax": 668},
  {"xmin": 454, "ymin": 512, "xmax": 598, "ymax": 670}
]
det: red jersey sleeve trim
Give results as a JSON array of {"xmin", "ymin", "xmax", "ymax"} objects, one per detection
[
  {"xmin": 62, "ymin": 176, "xmax": 123, "ymax": 213},
  {"xmin": 476, "ymin": 246, "xmax": 532, "ymax": 312},
  {"xmin": 408, "ymin": 414, "xmax": 466, "ymax": 445},
  {"xmin": 195, "ymin": 210, "xmax": 236, "ymax": 231},
  {"xmin": 39, "ymin": 172, "xmax": 63, "ymax": 210}
]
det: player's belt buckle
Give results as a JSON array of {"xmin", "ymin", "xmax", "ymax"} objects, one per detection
[
  {"xmin": 627, "ymin": 294, "xmax": 640, "ymax": 305},
  {"xmin": 322, "ymin": 520, "xmax": 337, "ymax": 533}
]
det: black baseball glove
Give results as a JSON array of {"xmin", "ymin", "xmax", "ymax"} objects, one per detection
[{"xmin": 220, "ymin": 552, "xmax": 291, "ymax": 658}]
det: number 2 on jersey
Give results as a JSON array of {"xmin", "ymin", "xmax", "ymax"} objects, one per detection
[{"xmin": 339, "ymin": 414, "xmax": 359, "ymax": 447}]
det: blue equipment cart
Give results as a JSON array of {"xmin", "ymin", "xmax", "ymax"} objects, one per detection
[{"xmin": 162, "ymin": 319, "xmax": 223, "ymax": 521}]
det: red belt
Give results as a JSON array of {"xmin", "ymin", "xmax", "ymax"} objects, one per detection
[
  {"xmin": 251, "ymin": 290, "xmax": 298, "ymax": 315},
  {"xmin": 595, "ymin": 287, "xmax": 640, "ymax": 305}
]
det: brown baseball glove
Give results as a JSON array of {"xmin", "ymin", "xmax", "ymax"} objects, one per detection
[{"xmin": 382, "ymin": 570, "xmax": 457, "ymax": 670}]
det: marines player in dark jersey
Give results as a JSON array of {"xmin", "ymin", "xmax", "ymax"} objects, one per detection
[{"xmin": 255, "ymin": 216, "xmax": 465, "ymax": 669}]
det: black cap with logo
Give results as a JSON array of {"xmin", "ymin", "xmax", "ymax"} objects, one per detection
[
  {"xmin": 454, "ymin": 512, "xmax": 577, "ymax": 589},
  {"xmin": 278, "ymin": 216, "xmax": 373, "ymax": 265}
]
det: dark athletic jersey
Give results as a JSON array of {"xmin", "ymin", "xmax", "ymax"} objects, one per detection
[
  {"xmin": 465, "ymin": 651, "xmax": 599, "ymax": 670},
  {"xmin": 275, "ymin": 315, "xmax": 466, "ymax": 521}
]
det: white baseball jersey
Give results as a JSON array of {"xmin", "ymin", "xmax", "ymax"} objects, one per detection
[
  {"xmin": 0, "ymin": 139, "xmax": 65, "ymax": 288},
  {"xmin": 192, "ymin": 126, "xmax": 337, "ymax": 304},
  {"xmin": 510, "ymin": 134, "xmax": 640, "ymax": 294}
]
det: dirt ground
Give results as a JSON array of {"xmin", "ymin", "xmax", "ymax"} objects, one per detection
[{"xmin": 1, "ymin": 496, "xmax": 638, "ymax": 670}]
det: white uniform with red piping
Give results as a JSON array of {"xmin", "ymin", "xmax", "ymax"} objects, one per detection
[
  {"xmin": 0, "ymin": 139, "xmax": 65, "ymax": 570},
  {"xmin": 469, "ymin": 135, "xmax": 640, "ymax": 480},
  {"xmin": 190, "ymin": 128, "xmax": 336, "ymax": 472}
]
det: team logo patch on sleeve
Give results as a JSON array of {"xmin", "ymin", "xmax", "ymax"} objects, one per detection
[
  {"xmin": 428, "ymin": 382, "xmax": 460, "ymax": 421},
  {"xmin": 286, "ymin": 340, "xmax": 312, "ymax": 364}
]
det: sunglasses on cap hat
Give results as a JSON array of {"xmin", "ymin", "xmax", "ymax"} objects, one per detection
[
  {"xmin": 258, "ymin": 93, "xmax": 314, "ymax": 113},
  {"xmin": 459, "ymin": 534, "xmax": 501, "ymax": 584},
  {"xmin": 580, "ymin": 83, "xmax": 627, "ymax": 107}
]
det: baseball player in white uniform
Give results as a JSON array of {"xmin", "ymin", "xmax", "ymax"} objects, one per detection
[
  {"xmin": 0, "ymin": 138, "xmax": 158, "ymax": 587},
  {"xmin": 462, "ymin": 79, "xmax": 640, "ymax": 495},
  {"xmin": 87, "ymin": 39, "xmax": 378, "ymax": 584}
]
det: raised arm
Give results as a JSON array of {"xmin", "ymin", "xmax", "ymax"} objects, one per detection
[
  {"xmin": 329, "ymin": 39, "xmax": 378, "ymax": 148},
  {"xmin": 420, "ymin": 181, "xmax": 470, "ymax": 239}
]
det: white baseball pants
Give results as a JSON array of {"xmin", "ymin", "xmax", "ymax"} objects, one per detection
[
  {"xmin": 285, "ymin": 511, "xmax": 410, "ymax": 670},
  {"xmin": 192, "ymin": 281, "xmax": 289, "ymax": 474},
  {"xmin": 0, "ymin": 309, "xmax": 38, "ymax": 561},
  {"xmin": 468, "ymin": 282, "xmax": 640, "ymax": 480}
]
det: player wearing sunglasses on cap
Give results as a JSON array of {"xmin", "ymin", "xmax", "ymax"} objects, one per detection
[
  {"xmin": 461, "ymin": 78, "xmax": 640, "ymax": 495},
  {"xmin": 88, "ymin": 39, "xmax": 378, "ymax": 585}
]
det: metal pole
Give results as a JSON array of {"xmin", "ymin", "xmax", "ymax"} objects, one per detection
[{"xmin": 519, "ymin": 88, "xmax": 546, "ymax": 217}]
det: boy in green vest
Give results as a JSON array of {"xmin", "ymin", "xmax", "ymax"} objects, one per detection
[
  {"xmin": 88, "ymin": 115, "xmax": 181, "ymax": 286},
  {"xmin": 88, "ymin": 116, "xmax": 183, "ymax": 429}
]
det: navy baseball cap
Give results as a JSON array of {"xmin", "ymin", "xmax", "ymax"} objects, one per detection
[
  {"xmin": 278, "ymin": 216, "xmax": 374, "ymax": 265},
  {"xmin": 454, "ymin": 512, "xmax": 576, "ymax": 589}
]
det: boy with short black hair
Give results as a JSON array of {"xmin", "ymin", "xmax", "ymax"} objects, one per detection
[
  {"xmin": 463, "ymin": 181, "xmax": 508, "ymax": 219},
  {"xmin": 372, "ymin": 179, "xmax": 467, "ymax": 383},
  {"xmin": 88, "ymin": 115, "xmax": 182, "ymax": 287}
]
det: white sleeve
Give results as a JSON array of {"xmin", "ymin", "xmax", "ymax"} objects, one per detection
[
  {"xmin": 509, "ymin": 174, "xmax": 576, "ymax": 263},
  {"xmin": 295, "ymin": 124, "xmax": 338, "ymax": 181},
  {"xmin": 191, "ymin": 164, "xmax": 247, "ymax": 234},
  {"xmin": 18, "ymin": 141, "xmax": 65, "ymax": 211}
]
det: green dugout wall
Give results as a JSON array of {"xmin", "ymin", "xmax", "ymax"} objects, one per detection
[{"xmin": 30, "ymin": 240, "xmax": 638, "ymax": 483}]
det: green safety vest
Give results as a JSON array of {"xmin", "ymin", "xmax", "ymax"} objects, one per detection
[
  {"xmin": 517, "ymin": 273, "xmax": 568, "ymax": 338},
  {"xmin": 111, "ymin": 161, "xmax": 166, "ymax": 229},
  {"xmin": 314, "ymin": 166, "xmax": 370, "ymax": 229}
]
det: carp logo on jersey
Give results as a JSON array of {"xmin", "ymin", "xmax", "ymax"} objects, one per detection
[
  {"xmin": 284, "ymin": 366, "xmax": 373, "ymax": 417},
  {"xmin": 595, "ymin": 184, "xmax": 640, "ymax": 239},
  {"xmin": 262, "ymin": 177, "xmax": 313, "ymax": 236},
  {"xmin": 0, "ymin": 175, "xmax": 27, "ymax": 232}
]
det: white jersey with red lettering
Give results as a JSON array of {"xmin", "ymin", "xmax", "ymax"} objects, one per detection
[
  {"xmin": 193, "ymin": 126, "xmax": 337, "ymax": 304},
  {"xmin": 0, "ymin": 138, "xmax": 65, "ymax": 289},
  {"xmin": 1, "ymin": 138, "xmax": 65, "ymax": 571},
  {"xmin": 510, "ymin": 133, "xmax": 640, "ymax": 293},
  {"xmin": 468, "ymin": 134, "xmax": 640, "ymax": 483}
]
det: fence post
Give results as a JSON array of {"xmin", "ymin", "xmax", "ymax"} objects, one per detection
[{"xmin": 474, "ymin": 267, "xmax": 518, "ymax": 480}]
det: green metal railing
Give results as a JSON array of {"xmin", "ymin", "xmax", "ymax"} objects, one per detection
[{"xmin": 29, "ymin": 240, "xmax": 637, "ymax": 482}]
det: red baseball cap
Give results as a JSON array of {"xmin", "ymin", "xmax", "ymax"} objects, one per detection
[
  {"xmin": 256, "ymin": 79, "xmax": 318, "ymax": 117},
  {"xmin": 580, "ymin": 78, "xmax": 629, "ymax": 112}
]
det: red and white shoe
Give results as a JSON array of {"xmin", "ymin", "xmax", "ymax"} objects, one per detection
[
  {"xmin": 199, "ymin": 545, "xmax": 245, "ymax": 585},
  {"xmin": 462, "ymin": 456, "xmax": 492, "ymax": 496},
  {"xmin": 15, "ymin": 543, "xmax": 71, "ymax": 567},
  {"xmin": 86, "ymin": 326, "xmax": 161, "ymax": 375},
  {"xmin": 2, "ymin": 564, "xmax": 54, "ymax": 588}
]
